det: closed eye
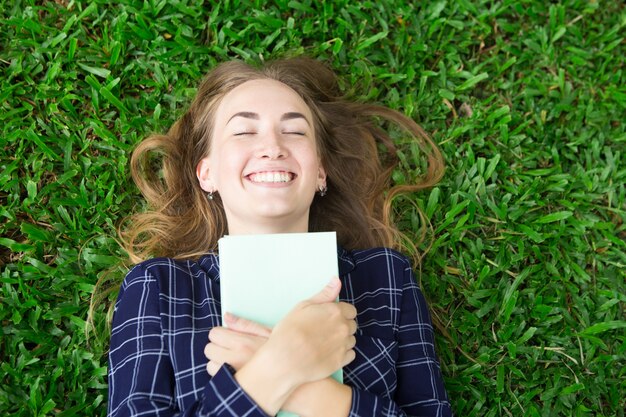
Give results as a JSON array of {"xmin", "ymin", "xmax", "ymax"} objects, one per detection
[
  {"xmin": 284, "ymin": 131, "xmax": 305, "ymax": 136},
  {"xmin": 234, "ymin": 131, "xmax": 256, "ymax": 136}
]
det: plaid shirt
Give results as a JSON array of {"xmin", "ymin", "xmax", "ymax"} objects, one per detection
[{"xmin": 108, "ymin": 247, "xmax": 452, "ymax": 416}]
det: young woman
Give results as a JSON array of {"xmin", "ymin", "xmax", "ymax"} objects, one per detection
[{"xmin": 107, "ymin": 57, "xmax": 452, "ymax": 417}]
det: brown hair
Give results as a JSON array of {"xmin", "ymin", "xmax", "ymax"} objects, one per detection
[
  {"xmin": 87, "ymin": 57, "xmax": 445, "ymax": 335},
  {"xmin": 121, "ymin": 57, "xmax": 444, "ymax": 263}
]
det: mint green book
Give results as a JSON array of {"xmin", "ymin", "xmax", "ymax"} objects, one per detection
[{"xmin": 218, "ymin": 232, "xmax": 342, "ymax": 417}]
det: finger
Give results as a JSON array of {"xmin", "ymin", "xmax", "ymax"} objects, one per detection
[
  {"xmin": 225, "ymin": 312, "xmax": 271, "ymax": 337},
  {"xmin": 338, "ymin": 302, "xmax": 357, "ymax": 319},
  {"xmin": 209, "ymin": 326, "xmax": 254, "ymax": 345},
  {"xmin": 206, "ymin": 360, "xmax": 221, "ymax": 377},
  {"xmin": 209, "ymin": 326, "xmax": 267, "ymax": 354},
  {"xmin": 306, "ymin": 276, "xmax": 341, "ymax": 304},
  {"xmin": 204, "ymin": 342, "xmax": 226, "ymax": 361},
  {"xmin": 349, "ymin": 320, "xmax": 358, "ymax": 335},
  {"xmin": 348, "ymin": 335, "xmax": 357, "ymax": 349},
  {"xmin": 208, "ymin": 326, "xmax": 228, "ymax": 343},
  {"xmin": 342, "ymin": 349, "xmax": 356, "ymax": 367}
]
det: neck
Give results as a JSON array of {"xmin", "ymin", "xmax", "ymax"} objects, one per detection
[{"xmin": 226, "ymin": 218, "xmax": 309, "ymax": 236}]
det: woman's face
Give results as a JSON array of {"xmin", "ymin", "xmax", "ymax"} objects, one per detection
[{"xmin": 196, "ymin": 79, "xmax": 326, "ymax": 235}]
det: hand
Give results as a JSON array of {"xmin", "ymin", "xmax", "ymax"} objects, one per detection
[
  {"xmin": 229, "ymin": 278, "xmax": 358, "ymax": 416},
  {"xmin": 204, "ymin": 312, "xmax": 271, "ymax": 376},
  {"xmin": 262, "ymin": 277, "xmax": 358, "ymax": 385},
  {"xmin": 205, "ymin": 313, "xmax": 353, "ymax": 417}
]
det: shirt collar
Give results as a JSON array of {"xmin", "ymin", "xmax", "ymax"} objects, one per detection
[
  {"xmin": 337, "ymin": 246, "xmax": 356, "ymax": 276},
  {"xmin": 199, "ymin": 252, "xmax": 220, "ymax": 281}
]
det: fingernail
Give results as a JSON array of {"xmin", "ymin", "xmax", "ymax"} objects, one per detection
[{"xmin": 327, "ymin": 277, "xmax": 339, "ymax": 288}]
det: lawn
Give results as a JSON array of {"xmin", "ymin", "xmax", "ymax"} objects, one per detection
[{"xmin": 1, "ymin": 0, "xmax": 624, "ymax": 416}]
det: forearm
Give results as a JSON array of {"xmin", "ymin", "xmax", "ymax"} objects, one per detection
[
  {"xmin": 282, "ymin": 378, "xmax": 352, "ymax": 417},
  {"xmin": 234, "ymin": 346, "xmax": 299, "ymax": 416},
  {"xmin": 234, "ymin": 359, "xmax": 352, "ymax": 417},
  {"xmin": 221, "ymin": 281, "xmax": 355, "ymax": 415}
]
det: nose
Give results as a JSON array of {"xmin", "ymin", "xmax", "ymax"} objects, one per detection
[{"xmin": 255, "ymin": 128, "xmax": 287, "ymax": 159}]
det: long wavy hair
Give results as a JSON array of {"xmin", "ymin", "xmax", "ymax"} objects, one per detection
[{"xmin": 119, "ymin": 57, "xmax": 444, "ymax": 263}]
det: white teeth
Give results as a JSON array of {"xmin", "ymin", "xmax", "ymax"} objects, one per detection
[{"xmin": 249, "ymin": 172, "xmax": 293, "ymax": 183}]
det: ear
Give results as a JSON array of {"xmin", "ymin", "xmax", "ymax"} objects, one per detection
[
  {"xmin": 196, "ymin": 157, "xmax": 215, "ymax": 192},
  {"xmin": 317, "ymin": 163, "xmax": 327, "ymax": 188}
]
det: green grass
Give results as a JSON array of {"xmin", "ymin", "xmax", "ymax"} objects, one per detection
[{"xmin": 1, "ymin": 0, "xmax": 624, "ymax": 416}]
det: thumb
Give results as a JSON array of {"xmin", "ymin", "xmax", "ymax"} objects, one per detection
[
  {"xmin": 307, "ymin": 276, "xmax": 341, "ymax": 304},
  {"xmin": 224, "ymin": 312, "xmax": 272, "ymax": 337}
]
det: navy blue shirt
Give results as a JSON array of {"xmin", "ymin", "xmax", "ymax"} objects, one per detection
[{"xmin": 108, "ymin": 247, "xmax": 452, "ymax": 416}]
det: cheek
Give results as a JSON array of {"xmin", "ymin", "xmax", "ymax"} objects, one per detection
[
  {"xmin": 212, "ymin": 147, "xmax": 246, "ymax": 181},
  {"xmin": 301, "ymin": 145, "xmax": 323, "ymax": 171}
]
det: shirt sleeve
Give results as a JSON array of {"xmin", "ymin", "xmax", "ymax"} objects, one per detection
[
  {"xmin": 107, "ymin": 263, "xmax": 270, "ymax": 417},
  {"xmin": 347, "ymin": 258, "xmax": 453, "ymax": 417}
]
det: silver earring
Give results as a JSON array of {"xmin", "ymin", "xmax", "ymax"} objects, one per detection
[
  {"xmin": 207, "ymin": 191, "xmax": 214, "ymax": 200},
  {"xmin": 319, "ymin": 185, "xmax": 327, "ymax": 197}
]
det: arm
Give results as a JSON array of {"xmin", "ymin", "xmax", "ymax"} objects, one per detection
[
  {"xmin": 204, "ymin": 279, "xmax": 356, "ymax": 417},
  {"xmin": 204, "ymin": 260, "xmax": 452, "ymax": 417},
  {"xmin": 234, "ymin": 277, "xmax": 356, "ymax": 414},
  {"xmin": 108, "ymin": 264, "xmax": 270, "ymax": 417},
  {"xmin": 207, "ymin": 314, "xmax": 352, "ymax": 417},
  {"xmin": 347, "ymin": 259, "xmax": 453, "ymax": 417}
]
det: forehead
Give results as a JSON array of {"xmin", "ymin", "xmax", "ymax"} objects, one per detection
[{"xmin": 214, "ymin": 79, "xmax": 312, "ymax": 121}]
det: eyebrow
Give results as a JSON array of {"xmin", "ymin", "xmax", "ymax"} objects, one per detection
[
  {"xmin": 226, "ymin": 111, "xmax": 311, "ymax": 126},
  {"xmin": 280, "ymin": 112, "xmax": 310, "ymax": 126},
  {"xmin": 227, "ymin": 112, "xmax": 259, "ymax": 124}
]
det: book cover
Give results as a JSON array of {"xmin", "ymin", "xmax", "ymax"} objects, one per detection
[{"xmin": 218, "ymin": 231, "xmax": 342, "ymax": 417}]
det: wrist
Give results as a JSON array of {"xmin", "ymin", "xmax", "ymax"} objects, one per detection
[
  {"xmin": 234, "ymin": 344, "xmax": 301, "ymax": 415},
  {"xmin": 283, "ymin": 378, "xmax": 352, "ymax": 417}
]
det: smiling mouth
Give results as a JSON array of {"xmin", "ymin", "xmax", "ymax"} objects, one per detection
[{"xmin": 247, "ymin": 171, "xmax": 295, "ymax": 183}]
